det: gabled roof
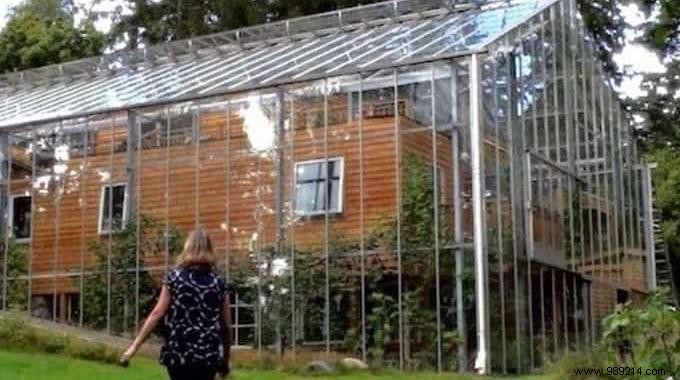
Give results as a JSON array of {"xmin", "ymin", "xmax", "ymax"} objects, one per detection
[{"xmin": 0, "ymin": 0, "xmax": 554, "ymax": 129}]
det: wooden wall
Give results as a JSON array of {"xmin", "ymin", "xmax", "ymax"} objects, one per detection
[{"xmin": 13, "ymin": 109, "xmax": 462, "ymax": 295}]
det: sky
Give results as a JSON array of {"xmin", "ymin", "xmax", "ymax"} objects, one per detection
[{"xmin": 0, "ymin": 0, "xmax": 669, "ymax": 98}]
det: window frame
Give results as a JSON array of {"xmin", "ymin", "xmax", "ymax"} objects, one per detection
[
  {"xmin": 97, "ymin": 182, "xmax": 129, "ymax": 235},
  {"xmin": 9, "ymin": 194, "xmax": 32, "ymax": 243},
  {"xmin": 294, "ymin": 156, "xmax": 344, "ymax": 217}
]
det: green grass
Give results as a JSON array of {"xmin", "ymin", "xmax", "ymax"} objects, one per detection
[{"xmin": 0, "ymin": 350, "xmax": 546, "ymax": 380}]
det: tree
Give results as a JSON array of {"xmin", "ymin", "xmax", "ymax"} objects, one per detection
[
  {"xmin": 576, "ymin": 0, "xmax": 626, "ymax": 80},
  {"xmin": 110, "ymin": 0, "xmax": 396, "ymax": 49},
  {"xmin": 630, "ymin": 0, "xmax": 680, "ymax": 299},
  {"xmin": 266, "ymin": 0, "xmax": 381, "ymax": 19},
  {"xmin": 110, "ymin": 0, "xmax": 267, "ymax": 49},
  {"xmin": 630, "ymin": 0, "xmax": 680, "ymax": 152},
  {"xmin": 0, "ymin": 0, "xmax": 105, "ymax": 74}
]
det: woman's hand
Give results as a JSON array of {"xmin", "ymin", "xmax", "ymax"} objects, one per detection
[{"xmin": 119, "ymin": 345, "xmax": 136, "ymax": 367}]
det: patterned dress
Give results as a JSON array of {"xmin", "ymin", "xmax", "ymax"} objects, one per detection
[{"xmin": 160, "ymin": 267, "xmax": 229, "ymax": 368}]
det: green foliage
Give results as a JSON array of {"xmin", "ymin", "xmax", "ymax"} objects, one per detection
[
  {"xmin": 600, "ymin": 292, "xmax": 679, "ymax": 378},
  {"xmin": 550, "ymin": 292, "xmax": 679, "ymax": 379},
  {"xmin": 649, "ymin": 149, "xmax": 680, "ymax": 253},
  {"xmin": 0, "ymin": 349, "xmax": 551, "ymax": 380},
  {"xmin": 110, "ymin": 0, "xmax": 267, "ymax": 48},
  {"xmin": 225, "ymin": 154, "xmax": 465, "ymax": 371},
  {"xmin": 0, "ymin": 314, "xmax": 121, "ymax": 364},
  {"xmin": 80, "ymin": 214, "xmax": 183, "ymax": 334},
  {"xmin": 632, "ymin": 1, "xmax": 680, "ymax": 153},
  {"xmin": 1, "ymin": 240, "xmax": 29, "ymax": 310},
  {"xmin": 547, "ymin": 349, "xmax": 611, "ymax": 380},
  {"xmin": 110, "ymin": 0, "xmax": 387, "ymax": 49},
  {"xmin": 575, "ymin": 0, "xmax": 625, "ymax": 79},
  {"xmin": 0, "ymin": 0, "xmax": 104, "ymax": 74}
]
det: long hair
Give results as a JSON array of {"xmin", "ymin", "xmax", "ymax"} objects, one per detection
[{"xmin": 176, "ymin": 228, "xmax": 217, "ymax": 269}]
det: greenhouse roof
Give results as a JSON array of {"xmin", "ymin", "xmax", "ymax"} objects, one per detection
[{"xmin": 0, "ymin": 0, "xmax": 555, "ymax": 128}]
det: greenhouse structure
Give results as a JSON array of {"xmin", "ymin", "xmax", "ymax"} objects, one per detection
[{"xmin": 0, "ymin": 0, "xmax": 661, "ymax": 374}]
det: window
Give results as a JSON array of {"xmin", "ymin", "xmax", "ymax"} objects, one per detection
[
  {"xmin": 10, "ymin": 195, "xmax": 31, "ymax": 241},
  {"xmin": 229, "ymin": 292, "xmax": 255, "ymax": 347},
  {"xmin": 295, "ymin": 158, "xmax": 343, "ymax": 216},
  {"xmin": 98, "ymin": 184, "xmax": 127, "ymax": 234}
]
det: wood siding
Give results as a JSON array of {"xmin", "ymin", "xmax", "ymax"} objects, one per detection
[{"xmin": 15, "ymin": 110, "xmax": 460, "ymax": 295}]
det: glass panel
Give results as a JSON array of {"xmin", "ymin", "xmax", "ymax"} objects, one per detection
[{"xmin": 0, "ymin": 1, "xmax": 552, "ymax": 129}]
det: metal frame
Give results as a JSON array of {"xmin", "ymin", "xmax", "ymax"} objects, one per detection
[{"xmin": 0, "ymin": 0, "xmax": 655, "ymax": 376}]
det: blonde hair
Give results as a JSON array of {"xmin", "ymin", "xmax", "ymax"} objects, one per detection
[{"xmin": 177, "ymin": 228, "xmax": 217, "ymax": 269}]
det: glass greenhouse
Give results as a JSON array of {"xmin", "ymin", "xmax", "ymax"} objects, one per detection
[{"xmin": 0, "ymin": 0, "xmax": 659, "ymax": 374}]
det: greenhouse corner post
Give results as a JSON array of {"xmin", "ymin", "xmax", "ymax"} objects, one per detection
[{"xmin": 470, "ymin": 53, "xmax": 490, "ymax": 375}]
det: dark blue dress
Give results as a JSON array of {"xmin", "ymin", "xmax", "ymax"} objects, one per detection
[{"xmin": 160, "ymin": 267, "xmax": 228, "ymax": 368}]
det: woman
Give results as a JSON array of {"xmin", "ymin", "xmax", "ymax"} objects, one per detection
[{"xmin": 120, "ymin": 228, "xmax": 232, "ymax": 380}]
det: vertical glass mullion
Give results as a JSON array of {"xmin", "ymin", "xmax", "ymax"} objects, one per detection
[
  {"xmin": 489, "ymin": 52, "xmax": 508, "ymax": 373},
  {"xmin": 539, "ymin": 267, "xmax": 547, "ymax": 362},
  {"xmin": 598, "ymin": 74, "xmax": 613, "ymax": 283},
  {"xmin": 513, "ymin": 29, "xmax": 531, "ymax": 372},
  {"xmin": 1, "ymin": 132, "xmax": 10, "ymax": 312},
  {"xmin": 134, "ymin": 114, "xmax": 142, "ymax": 331},
  {"xmin": 570, "ymin": 0, "xmax": 585, "ymax": 281},
  {"xmin": 551, "ymin": 268, "xmax": 558, "ymax": 354},
  {"xmin": 357, "ymin": 77, "xmax": 367, "ymax": 363},
  {"xmin": 195, "ymin": 108, "xmax": 201, "ymax": 228},
  {"xmin": 106, "ymin": 115, "xmax": 114, "ymax": 334},
  {"xmin": 288, "ymin": 95, "xmax": 296, "ymax": 356},
  {"xmin": 538, "ymin": 12, "xmax": 553, "ymax": 265},
  {"xmin": 451, "ymin": 62, "xmax": 467, "ymax": 371},
  {"xmin": 616, "ymin": 106, "xmax": 627, "ymax": 284},
  {"xmin": 528, "ymin": 16, "xmax": 541, "ymax": 369},
  {"xmin": 393, "ymin": 69, "xmax": 405, "ymax": 371},
  {"xmin": 224, "ymin": 102, "xmax": 231, "ymax": 282},
  {"xmin": 323, "ymin": 79, "xmax": 331, "ymax": 357},
  {"xmin": 53, "ymin": 123, "xmax": 62, "ymax": 322},
  {"xmin": 499, "ymin": 38, "xmax": 516, "ymax": 374},
  {"xmin": 632, "ymin": 144, "xmax": 642, "ymax": 267},
  {"xmin": 78, "ymin": 121, "xmax": 89, "ymax": 327},
  {"xmin": 590, "ymin": 52, "xmax": 605, "ymax": 281},
  {"xmin": 625, "ymin": 126, "xmax": 634, "ymax": 274},
  {"xmin": 470, "ymin": 53, "xmax": 491, "ymax": 374},
  {"xmin": 255, "ymin": 147, "xmax": 263, "ymax": 354},
  {"xmin": 430, "ymin": 64, "xmax": 443, "ymax": 372},
  {"xmin": 27, "ymin": 129, "xmax": 37, "ymax": 318},
  {"xmin": 562, "ymin": 271, "xmax": 568, "ymax": 351},
  {"xmin": 165, "ymin": 108, "xmax": 171, "ymax": 274},
  {"xmin": 579, "ymin": 26, "xmax": 594, "ymax": 275},
  {"xmin": 607, "ymin": 87, "xmax": 620, "ymax": 284}
]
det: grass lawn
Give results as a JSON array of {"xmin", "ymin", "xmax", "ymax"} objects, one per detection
[{"xmin": 0, "ymin": 350, "xmax": 547, "ymax": 380}]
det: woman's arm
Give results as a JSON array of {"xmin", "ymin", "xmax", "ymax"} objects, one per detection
[
  {"xmin": 120, "ymin": 285, "xmax": 171, "ymax": 363},
  {"xmin": 219, "ymin": 296, "xmax": 232, "ymax": 376}
]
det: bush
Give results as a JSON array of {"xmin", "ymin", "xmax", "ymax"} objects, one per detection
[
  {"xmin": 549, "ymin": 291, "xmax": 679, "ymax": 380},
  {"xmin": 0, "ymin": 313, "xmax": 122, "ymax": 365}
]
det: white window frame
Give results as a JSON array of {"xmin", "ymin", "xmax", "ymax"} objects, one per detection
[
  {"xmin": 98, "ymin": 183, "xmax": 128, "ymax": 235},
  {"xmin": 294, "ymin": 157, "xmax": 344, "ymax": 217},
  {"xmin": 229, "ymin": 292, "xmax": 256, "ymax": 348},
  {"xmin": 9, "ymin": 194, "xmax": 32, "ymax": 243}
]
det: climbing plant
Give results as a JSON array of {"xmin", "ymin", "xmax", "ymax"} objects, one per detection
[
  {"xmin": 80, "ymin": 214, "xmax": 184, "ymax": 335},
  {"xmin": 0, "ymin": 239, "xmax": 29, "ymax": 311}
]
